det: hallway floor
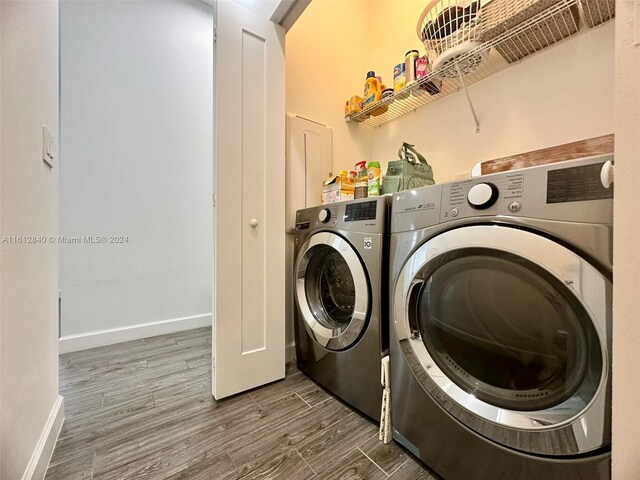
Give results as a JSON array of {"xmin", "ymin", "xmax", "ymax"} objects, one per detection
[{"xmin": 46, "ymin": 327, "xmax": 437, "ymax": 479}]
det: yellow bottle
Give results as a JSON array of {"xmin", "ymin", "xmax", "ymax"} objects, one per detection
[{"xmin": 363, "ymin": 71, "xmax": 382, "ymax": 109}]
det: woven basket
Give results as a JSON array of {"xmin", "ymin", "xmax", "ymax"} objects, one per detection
[
  {"xmin": 482, "ymin": 0, "xmax": 579, "ymax": 63},
  {"xmin": 580, "ymin": 0, "xmax": 615, "ymax": 28}
]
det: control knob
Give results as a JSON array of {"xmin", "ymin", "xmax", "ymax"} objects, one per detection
[
  {"xmin": 467, "ymin": 182, "xmax": 499, "ymax": 210},
  {"xmin": 318, "ymin": 208, "xmax": 331, "ymax": 223}
]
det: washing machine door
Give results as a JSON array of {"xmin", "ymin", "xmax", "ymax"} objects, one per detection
[
  {"xmin": 296, "ymin": 231, "xmax": 370, "ymax": 351},
  {"xmin": 393, "ymin": 225, "xmax": 610, "ymax": 456}
]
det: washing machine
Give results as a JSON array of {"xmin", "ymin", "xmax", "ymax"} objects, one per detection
[
  {"xmin": 294, "ymin": 197, "xmax": 388, "ymax": 421},
  {"xmin": 389, "ymin": 155, "xmax": 613, "ymax": 479}
]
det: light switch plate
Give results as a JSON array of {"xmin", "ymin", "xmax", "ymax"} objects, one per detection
[{"xmin": 42, "ymin": 125, "xmax": 54, "ymax": 168}]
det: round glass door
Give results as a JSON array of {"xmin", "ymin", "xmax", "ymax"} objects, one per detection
[
  {"xmin": 296, "ymin": 232, "xmax": 369, "ymax": 350},
  {"xmin": 413, "ymin": 249, "xmax": 598, "ymax": 412},
  {"xmin": 393, "ymin": 225, "xmax": 611, "ymax": 455}
]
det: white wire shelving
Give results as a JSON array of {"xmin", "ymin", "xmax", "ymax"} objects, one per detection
[{"xmin": 345, "ymin": 0, "xmax": 614, "ymax": 129}]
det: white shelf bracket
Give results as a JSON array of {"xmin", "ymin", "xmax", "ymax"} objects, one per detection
[{"xmin": 456, "ymin": 63, "xmax": 480, "ymax": 134}]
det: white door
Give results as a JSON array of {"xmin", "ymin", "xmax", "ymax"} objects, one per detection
[
  {"xmin": 213, "ymin": 0, "xmax": 285, "ymax": 399},
  {"xmin": 286, "ymin": 115, "xmax": 332, "ymax": 231}
]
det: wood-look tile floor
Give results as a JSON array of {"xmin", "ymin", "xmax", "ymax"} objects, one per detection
[{"xmin": 46, "ymin": 327, "xmax": 438, "ymax": 480}]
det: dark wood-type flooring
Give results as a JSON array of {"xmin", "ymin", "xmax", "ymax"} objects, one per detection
[{"xmin": 46, "ymin": 327, "xmax": 438, "ymax": 479}]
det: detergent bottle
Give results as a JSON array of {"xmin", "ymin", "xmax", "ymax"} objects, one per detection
[
  {"xmin": 367, "ymin": 161, "xmax": 381, "ymax": 197},
  {"xmin": 363, "ymin": 71, "xmax": 382, "ymax": 108}
]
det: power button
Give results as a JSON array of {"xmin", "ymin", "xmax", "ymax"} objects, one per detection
[{"xmin": 508, "ymin": 202, "xmax": 521, "ymax": 213}]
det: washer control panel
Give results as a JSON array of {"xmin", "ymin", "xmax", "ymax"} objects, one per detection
[
  {"xmin": 344, "ymin": 200, "xmax": 378, "ymax": 222},
  {"xmin": 295, "ymin": 197, "xmax": 388, "ymax": 235}
]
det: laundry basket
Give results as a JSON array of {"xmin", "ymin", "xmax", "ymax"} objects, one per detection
[
  {"xmin": 416, "ymin": 0, "xmax": 485, "ymax": 78},
  {"xmin": 481, "ymin": 0, "xmax": 580, "ymax": 63},
  {"xmin": 580, "ymin": 0, "xmax": 615, "ymax": 28}
]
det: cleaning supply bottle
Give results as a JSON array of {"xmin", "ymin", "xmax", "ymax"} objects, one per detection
[
  {"xmin": 367, "ymin": 161, "xmax": 381, "ymax": 197},
  {"xmin": 370, "ymin": 76, "xmax": 389, "ymax": 116},
  {"xmin": 354, "ymin": 161, "xmax": 368, "ymax": 199},
  {"xmin": 363, "ymin": 71, "xmax": 382, "ymax": 109}
]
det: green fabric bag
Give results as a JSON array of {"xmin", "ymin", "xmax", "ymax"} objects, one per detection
[{"xmin": 381, "ymin": 143, "xmax": 435, "ymax": 195}]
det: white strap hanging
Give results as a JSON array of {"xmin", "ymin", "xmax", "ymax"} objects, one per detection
[{"xmin": 378, "ymin": 356, "xmax": 392, "ymax": 444}]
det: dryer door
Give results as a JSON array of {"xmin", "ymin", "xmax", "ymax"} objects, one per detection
[
  {"xmin": 296, "ymin": 232, "xmax": 370, "ymax": 351},
  {"xmin": 393, "ymin": 225, "xmax": 610, "ymax": 456}
]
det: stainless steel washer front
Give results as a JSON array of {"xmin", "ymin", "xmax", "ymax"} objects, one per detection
[
  {"xmin": 296, "ymin": 231, "xmax": 370, "ymax": 350},
  {"xmin": 393, "ymin": 224, "xmax": 610, "ymax": 455}
]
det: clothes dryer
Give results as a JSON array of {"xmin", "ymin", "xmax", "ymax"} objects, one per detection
[{"xmin": 389, "ymin": 156, "xmax": 613, "ymax": 479}]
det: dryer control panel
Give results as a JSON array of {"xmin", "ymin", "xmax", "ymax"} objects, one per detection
[{"xmin": 391, "ymin": 155, "xmax": 613, "ymax": 233}]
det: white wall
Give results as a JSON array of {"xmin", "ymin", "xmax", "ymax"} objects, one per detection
[
  {"xmin": 612, "ymin": 1, "xmax": 640, "ymax": 478},
  {"xmin": 288, "ymin": 0, "xmax": 614, "ymax": 182},
  {"xmin": 286, "ymin": 0, "xmax": 373, "ymax": 172},
  {"xmin": 59, "ymin": 0, "xmax": 213, "ymax": 340},
  {"xmin": 0, "ymin": 1, "xmax": 61, "ymax": 478},
  {"xmin": 284, "ymin": 0, "xmax": 374, "ymax": 347},
  {"xmin": 370, "ymin": 22, "xmax": 615, "ymax": 182}
]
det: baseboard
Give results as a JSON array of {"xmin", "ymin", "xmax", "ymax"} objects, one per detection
[
  {"xmin": 285, "ymin": 341, "xmax": 296, "ymax": 363},
  {"xmin": 59, "ymin": 313, "xmax": 212, "ymax": 353},
  {"xmin": 21, "ymin": 395, "xmax": 64, "ymax": 480}
]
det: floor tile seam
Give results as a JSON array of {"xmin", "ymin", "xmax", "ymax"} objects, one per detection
[
  {"xmin": 295, "ymin": 410, "xmax": 356, "ymax": 452},
  {"xmin": 89, "ymin": 405, "xmax": 232, "ymax": 457},
  {"xmin": 145, "ymin": 349, "xmax": 213, "ymax": 367},
  {"xmin": 250, "ymin": 380, "xmax": 309, "ymax": 408},
  {"xmin": 226, "ymin": 449, "xmax": 241, "ymax": 479},
  {"xmin": 59, "ymin": 398, "xmax": 156, "ymax": 435},
  {"xmin": 294, "ymin": 447, "xmax": 317, "ymax": 476},
  {"xmin": 106, "ymin": 346, "xmax": 202, "ymax": 367},
  {"xmin": 227, "ymin": 398, "xmax": 353, "ymax": 464},
  {"xmin": 127, "ymin": 339, "xmax": 210, "ymax": 354},
  {"xmin": 60, "ymin": 364, "xmax": 195, "ymax": 397},
  {"xmin": 387, "ymin": 457, "xmax": 410, "ymax": 477},
  {"xmin": 295, "ymin": 392, "xmax": 313, "ymax": 408},
  {"xmin": 293, "ymin": 409, "xmax": 358, "ymax": 448},
  {"xmin": 227, "ymin": 409, "xmax": 330, "ymax": 465},
  {"xmin": 66, "ymin": 399, "xmax": 219, "ymax": 466},
  {"xmin": 93, "ymin": 440, "xmax": 172, "ymax": 478},
  {"xmin": 65, "ymin": 346, "xmax": 148, "ymax": 365},
  {"xmin": 59, "ymin": 365, "xmax": 153, "ymax": 390},
  {"xmin": 46, "ymin": 437, "xmax": 99, "ymax": 468},
  {"xmin": 306, "ymin": 444, "xmax": 364, "ymax": 477},
  {"xmin": 185, "ymin": 357, "xmax": 211, "ymax": 369},
  {"xmin": 91, "ymin": 450, "xmax": 96, "ymax": 480},
  {"xmin": 142, "ymin": 338, "xmax": 179, "ymax": 346},
  {"xmin": 90, "ymin": 396, "xmax": 260, "ymax": 460},
  {"xmin": 356, "ymin": 430, "xmax": 382, "ymax": 450},
  {"xmin": 93, "ymin": 414, "xmax": 229, "ymax": 475},
  {"xmin": 357, "ymin": 447, "xmax": 391, "ymax": 477},
  {"xmin": 97, "ymin": 365, "xmax": 207, "ymax": 401},
  {"xmin": 107, "ymin": 357, "xmax": 196, "ymax": 375}
]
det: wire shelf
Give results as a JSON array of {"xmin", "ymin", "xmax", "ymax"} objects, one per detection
[{"xmin": 346, "ymin": 0, "xmax": 614, "ymax": 128}]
